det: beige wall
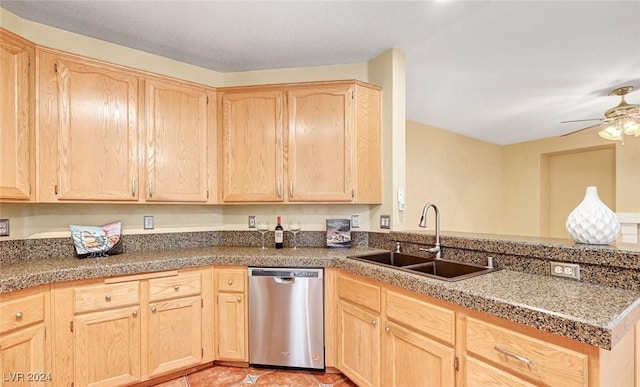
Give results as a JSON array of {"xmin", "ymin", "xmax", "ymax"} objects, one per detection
[
  {"xmin": 503, "ymin": 129, "xmax": 639, "ymax": 237},
  {"xmin": 0, "ymin": 9, "xmax": 392, "ymax": 240},
  {"xmin": 367, "ymin": 49, "xmax": 406, "ymax": 231},
  {"xmin": 405, "ymin": 121, "xmax": 638, "ymax": 238},
  {"xmin": 405, "ymin": 121, "xmax": 504, "ymax": 234}
]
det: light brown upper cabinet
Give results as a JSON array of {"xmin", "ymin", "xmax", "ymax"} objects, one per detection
[
  {"xmin": 0, "ymin": 29, "xmax": 35, "ymax": 201},
  {"xmin": 37, "ymin": 48, "xmax": 216, "ymax": 203},
  {"xmin": 37, "ymin": 49, "xmax": 140, "ymax": 202},
  {"xmin": 218, "ymin": 81, "xmax": 381, "ymax": 204},
  {"xmin": 218, "ymin": 88, "xmax": 285, "ymax": 202},
  {"xmin": 144, "ymin": 77, "xmax": 215, "ymax": 203}
]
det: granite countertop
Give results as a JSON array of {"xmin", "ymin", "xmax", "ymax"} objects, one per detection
[{"xmin": 2, "ymin": 245, "xmax": 639, "ymax": 351}]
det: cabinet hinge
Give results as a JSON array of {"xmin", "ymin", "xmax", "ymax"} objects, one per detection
[
  {"xmin": 201, "ymin": 348, "xmax": 204, "ymax": 357},
  {"xmin": 351, "ymin": 90, "xmax": 354, "ymax": 99},
  {"xmin": 207, "ymin": 190, "xmax": 210, "ymax": 199},
  {"xmin": 54, "ymin": 63, "xmax": 57, "ymax": 73},
  {"xmin": 201, "ymin": 298, "xmax": 204, "ymax": 308},
  {"xmin": 454, "ymin": 357, "xmax": 459, "ymax": 372},
  {"xmin": 70, "ymin": 321, "xmax": 74, "ymax": 332},
  {"xmin": 351, "ymin": 189, "xmax": 354, "ymax": 198},
  {"xmin": 207, "ymin": 96, "xmax": 209, "ymax": 104}
]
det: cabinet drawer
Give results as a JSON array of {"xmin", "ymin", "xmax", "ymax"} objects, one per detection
[
  {"xmin": 466, "ymin": 317, "xmax": 588, "ymax": 386},
  {"xmin": 385, "ymin": 290, "xmax": 455, "ymax": 345},
  {"xmin": 149, "ymin": 272, "xmax": 202, "ymax": 302},
  {"xmin": 0, "ymin": 293, "xmax": 45, "ymax": 334},
  {"xmin": 74, "ymin": 282, "xmax": 140, "ymax": 314},
  {"xmin": 466, "ymin": 357, "xmax": 537, "ymax": 387},
  {"xmin": 216, "ymin": 268, "xmax": 246, "ymax": 292},
  {"xmin": 336, "ymin": 273, "xmax": 380, "ymax": 313}
]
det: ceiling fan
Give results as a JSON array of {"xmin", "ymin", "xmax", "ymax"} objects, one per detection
[{"xmin": 561, "ymin": 86, "xmax": 640, "ymax": 143}]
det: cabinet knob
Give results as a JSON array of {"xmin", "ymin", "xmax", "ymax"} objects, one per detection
[
  {"xmin": 15, "ymin": 312, "xmax": 23, "ymax": 320},
  {"xmin": 151, "ymin": 306, "xmax": 157, "ymax": 313},
  {"xmin": 371, "ymin": 319, "xmax": 377, "ymax": 326},
  {"xmin": 385, "ymin": 326, "xmax": 390, "ymax": 332},
  {"xmin": 236, "ymin": 297, "xmax": 242, "ymax": 303},
  {"xmin": 132, "ymin": 311, "xmax": 138, "ymax": 317},
  {"xmin": 174, "ymin": 285, "xmax": 180, "ymax": 291},
  {"xmin": 227, "ymin": 279, "xmax": 233, "ymax": 285},
  {"xmin": 105, "ymin": 295, "xmax": 111, "ymax": 301}
]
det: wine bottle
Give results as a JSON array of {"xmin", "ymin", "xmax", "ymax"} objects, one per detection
[{"xmin": 274, "ymin": 216, "xmax": 284, "ymax": 249}]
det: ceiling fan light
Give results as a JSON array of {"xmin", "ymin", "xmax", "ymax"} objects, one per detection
[
  {"xmin": 622, "ymin": 118, "xmax": 640, "ymax": 136},
  {"xmin": 598, "ymin": 125, "xmax": 622, "ymax": 141}
]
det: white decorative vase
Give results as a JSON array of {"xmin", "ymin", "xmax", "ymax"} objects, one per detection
[{"xmin": 565, "ymin": 186, "xmax": 620, "ymax": 245}]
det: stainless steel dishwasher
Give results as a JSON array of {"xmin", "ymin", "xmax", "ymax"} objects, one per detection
[{"xmin": 248, "ymin": 267, "xmax": 324, "ymax": 370}]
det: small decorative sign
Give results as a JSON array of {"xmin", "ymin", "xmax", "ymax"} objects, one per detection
[
  {"xmin": 70, "ymin": 221, "xmax": 124, "ymax": 258},
  {"xmin": 326, "ymin": 218, "xmax": 351, "ymax": 248}
]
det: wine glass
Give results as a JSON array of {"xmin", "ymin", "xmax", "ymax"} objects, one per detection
[
  {"xmin": 256, "ymin": 220, "xmax": 270, "ymax": 250},
  {"xmin": 288, "ymin": 220, "xmax": 302, "ymax": 249}
]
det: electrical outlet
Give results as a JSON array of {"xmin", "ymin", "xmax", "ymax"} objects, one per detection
[
  {"xmin": 248, "ymin": 216, "xmax": 256, "ymax": 228},
  {"xmin": 380, "ymin": 215, "xmax": 391, "ymax": 229},
  {"xmin": 144, "ymin": 216, "xmax": 155, "ymax": 230},
  {"xmin": 550, "ymin": 262, "xmax": 580, "ymax": 280},
  {"xmin": 0, "ymin": 219, "xmax": 9, "ymax": 237},
  {"xmin": 351, "ymin": 215, "xmax": 360, "ymax": 228}
]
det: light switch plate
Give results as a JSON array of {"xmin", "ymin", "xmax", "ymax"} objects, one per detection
[
  {"xmin": 351, "ymin": 215, "xmax": 360, "ymax": 228},
  {"xmin": 0, "ymin": 219, "xmax": 9, "ymax": 237},
  {"xmin": 144, "ymin": 216, "xmax": 154, "ymax": 230}
]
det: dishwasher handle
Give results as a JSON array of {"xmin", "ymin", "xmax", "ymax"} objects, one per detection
[{"xmin": 273, "ymin": 276, "xmax": 295, "ymax": 284}]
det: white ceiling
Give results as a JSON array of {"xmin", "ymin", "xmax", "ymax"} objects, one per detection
[{"xmin": 2, "ymin": 0, "xmax": 639, "ymax": 145}]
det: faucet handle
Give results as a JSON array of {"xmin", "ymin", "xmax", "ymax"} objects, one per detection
[
  {"xmin": 395, "ymin": 242, "xmax": 401, "ymax": 253},
  {"xmin": 487, "ymin": 256, "xmax": 494, "ymax": 269}
]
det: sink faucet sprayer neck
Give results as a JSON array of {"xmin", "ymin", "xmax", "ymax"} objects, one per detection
[{"xmin": 418, "ymin": 202, "xmax": 441, "ymax": 259}]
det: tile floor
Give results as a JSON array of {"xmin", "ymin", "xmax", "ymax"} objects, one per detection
[{"xmin": 152, "ymin": 365, "xmax": 357, "ymax": 387}]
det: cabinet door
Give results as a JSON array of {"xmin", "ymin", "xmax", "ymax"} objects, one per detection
[
  {"xmin": 147, "ymin": 296, "xmax": 202, "ymax": 377},
  {"xmin": 37, "ymin": 51, "xmax": 139, "ymax": 202},
  {"xmin": 382, "ymin": 321, "xmax": 455, "ymax": 387},
  {"xmin": 336, "ymin": 300, "xmax": 380, "ymax": 387},
  {"xmin": 0, "ymin": 32, "xmax": 34, "ymax": 201},
  {"xmin": 287, "ymin": 84, "xmax": 354, "ymax": 202},
  {"xmin": 216, "ymin": 293, "xmax": 246, "ymax": 361},
  {"xmin": 145, "ymin": 78, "xmax": 212, "ymax": 202},
  {"xmin": 219, "ymin": 89, "xmax": 284, "ymax": 202},
  {"xmin": 0, "ymin": 324, "xmax": 47, "ymax": 387},
  {"xmin": 74, "ymin": 306, "xmax": 141, "ymax": 387}
]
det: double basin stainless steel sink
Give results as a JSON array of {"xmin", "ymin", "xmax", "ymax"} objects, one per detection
[{"xmin": 349, "ymin": 251, "xmax": 500, "ymax": 282}]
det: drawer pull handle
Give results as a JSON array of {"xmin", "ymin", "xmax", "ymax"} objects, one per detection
[
  {"xmin": 151, "ymin": 306, "xmax": 157, "ymax": 313},
  {"xmin": 371, "ymin": 319, "xmax": 377, "ymax": 326},
  {"xmin": 105, "ymin": 295, "xmax": 111, "ymax": 301},
  {"xmin": 236, "ymin": 297, "xmax": 242, "ymax": 303},
  {"xmin": 174, "ymin": 285, "xmax": 180, "ymax": 291},
  {"xmin": 494, "ymin": 346, "xmax": 535, "ymax": 367},
  {"xmin": 15, "ymin": 312, "xmax": 23, "ymax": 319},
  {"xmin": 132, "ymin": 311, "xmax": 138, "ymax": 317},
  {"xmin": 385, "ymin": 326, "xmax": 390, "ymax": 332},
  {"xmin": 227, "ymin": 280, "xmax": 233, "ymax": 285}
]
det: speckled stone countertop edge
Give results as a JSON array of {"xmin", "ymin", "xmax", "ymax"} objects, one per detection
[{"xmin": 3, "ymin": 245, "xmax": 640, "ymax": 350}]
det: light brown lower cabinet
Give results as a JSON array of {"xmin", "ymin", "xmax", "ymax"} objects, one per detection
[
  {"xmin": 0, "ymin": 285, "xmax": 51, "ymax": 387},
  {"xmin": 335, "ymin": 270, "xmax": 455, "ymax": 387},
  {"xmin": 52, "ymin": 267, "xmax": 212, "ymax": 386},
  {"xmin": 214, "ymin": 267, "xmax": 248, "ymax": 361},
  {"xmin": 333, "ymin": 269, "xmax": 636, "ymax": 387}
]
